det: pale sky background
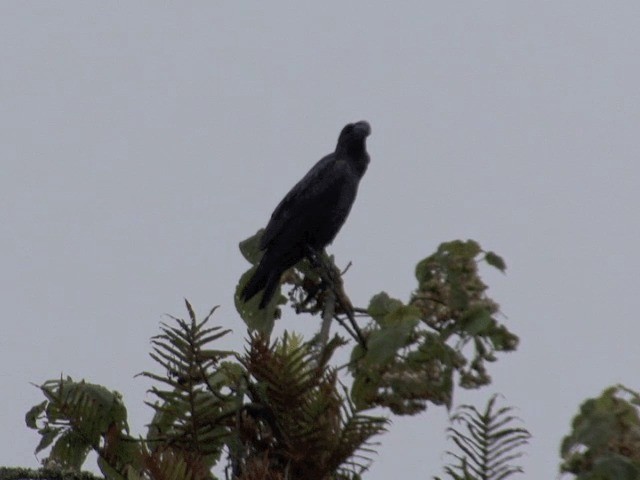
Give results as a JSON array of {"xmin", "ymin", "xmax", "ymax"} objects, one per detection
[{"xmin": 2, "ymin": 2, "xmax": 640, "ymax": 479}]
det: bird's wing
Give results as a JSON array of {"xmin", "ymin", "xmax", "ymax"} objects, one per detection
[{"xmin": 259, "ymin": 153, "xmax": 350, "ymax": 250}]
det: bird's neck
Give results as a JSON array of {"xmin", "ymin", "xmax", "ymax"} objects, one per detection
[{"xmin": 343, "ymin": 150, "xmax": 369, "ymax": 177}]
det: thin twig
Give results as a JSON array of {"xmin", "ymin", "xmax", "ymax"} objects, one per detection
[
  {"xmin": 333, "ymin": 313, "xmax": 357, "ymax": 340},
  {"xmin": 303, "ymin": 248, "xmax": 367, "ymax": 347},
  {"xmin": 322, "ymin": 255, "xmax": 366, "ymax": 347},
  {"xmin": 333, "ymin": 293, "xmax": 366, "ymax": 347},
  {"xmin": 341, "ymin": 261, "xmax": 353, "ymax": 275}
]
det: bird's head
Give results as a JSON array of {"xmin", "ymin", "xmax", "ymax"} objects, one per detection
[{"xmin": 336, "ymin": 120, "xmax": 371, "ymax": 154}]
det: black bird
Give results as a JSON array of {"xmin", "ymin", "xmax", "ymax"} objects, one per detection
[{"xmin": 241, "ymin": 120, "xmax": 371, "ymax": 308}]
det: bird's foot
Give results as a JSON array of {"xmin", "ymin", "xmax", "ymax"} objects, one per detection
[{"xmin": 304, "ymin": 246, "xmax": 323, "ymax": 268}]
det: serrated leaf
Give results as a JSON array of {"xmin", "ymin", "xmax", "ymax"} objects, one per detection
[{"xmin": 485, "ymin": 251, "xmax": 506, "ymax": 272}]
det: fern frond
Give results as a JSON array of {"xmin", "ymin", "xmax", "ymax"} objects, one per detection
[
  {"xmin": 140, "ymin": 300, "xmax": 241, "ymax": 473},
  {"xmin": 139, "ymin": 445, "xmax": 210, "ymax": 480},
  {"xmin": 438, "ymin": 394, "xmax": 530, "ymax": 480},
  {"xmin": 237, "ymin": 334, "xmax": 387, "ymax": 480},
  {"xmin": 26, "ymin": 377, "xmax": 136, "ymax": 475}
]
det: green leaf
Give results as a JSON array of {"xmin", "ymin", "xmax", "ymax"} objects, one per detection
[
  {"xmin": 207, "ymin": 361, "xmax": 245, "ymax": 388},
  {"xmin": 35, "ymin": 425, "xmax": 61, "ymax": 454},
  {"xmin": 366, "ymin": 326, "xmax": 408, "ymax": 365},
  {"xmin": 234, "ymin": 267, "xmax": 283, "ymax": 335},
  {"xmin": 364, "ymin": 296, "xmax": 420, "ymax": 364},
  {"xmin": 438, "ymin": 239, "xmax": 481, "ymax": 259},
  {"xmin": 449, "ymin": 284, "xmax": 469, "ymax": 310},
  {"xmin": 239, "ymin": 229, "xmax": 264, "ymax": 265},
  {"xmin": 350, "ymin": 372, "xmax": 380, "ymax": 411},
  {"xmin": 591, "ymin": 454, "xmax": 640, "ymax": 480},
  {"xmin": 414, "ymin": 258, "xmax": 432, "ymax": 285},
  {"xmin": 367, "ymin": 292, "xmax": 405, "ymax": 324},
  {"xmin": 25, "ymin": 400, "xmax": 47, "ymax": 429},
  {"xmin": 461, "ymin": 308, "xmax": 493, "ymax": 336},
  {"xmin": 560, "ymin": 385, "xmax": 640, "ymax": 478},
  {"xmin": 485, "ymin": 251, "xmax": 506, "ymax": 272},
  {"xmin": 49, "ymin": 430, "xmax": 92, "ymax": 470},
  {"xmin": 98, "ymin": 456, "xmax": 130, "ymax": 480},
  {"xmin": 385, "ymin": 304, "xmax": 421, "ymax": 328}
]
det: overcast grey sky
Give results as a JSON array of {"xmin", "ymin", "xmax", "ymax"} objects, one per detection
[{"xmin": 2, "ymin": 2, "xmax": 640, "ymax": 478}]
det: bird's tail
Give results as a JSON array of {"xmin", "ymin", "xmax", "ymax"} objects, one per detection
[
  {"xmin": 241, "ymin": 254, "xmax": 284, "ymax": 309},
  {"xmin": 258, "ymin": 270, "xmax": 282, "ymax": 309}
]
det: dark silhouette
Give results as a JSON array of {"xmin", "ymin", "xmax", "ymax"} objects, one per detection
[{"xmin": 241, "ymin": 120, "xmax": 371, "ymax": 308}]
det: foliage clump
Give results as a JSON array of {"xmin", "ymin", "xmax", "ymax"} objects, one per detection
[
  {"xmin": 347, "ymin": 240, "xmax": 518, "ymax": 415},
  {"xmin": 26, "ymin": 302, "xmax": 386, "ymax": 479},
  {"xmin": 560, "ymin": 385, "xmax": 640, "ymax": 480},
  {"xmin": 26, "ymin": 236, "xmax": 520, "ymax": 479}
]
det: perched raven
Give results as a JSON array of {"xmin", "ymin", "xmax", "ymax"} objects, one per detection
[{"xmin": 241, "ymin": 120, "xmax": 371, "ymax": 308}]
